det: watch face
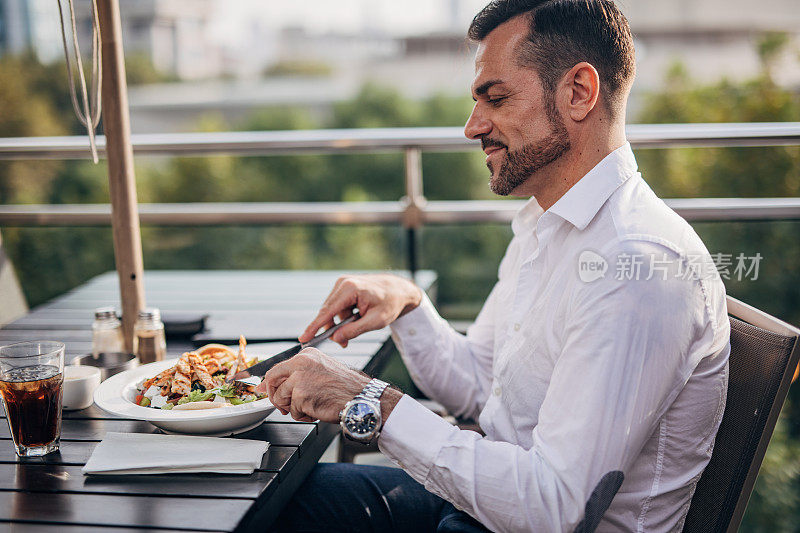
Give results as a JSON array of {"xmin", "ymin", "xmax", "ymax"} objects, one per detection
[{"xmin": 344, "ymin": 402, "xmax": 379, "ymax": 436}]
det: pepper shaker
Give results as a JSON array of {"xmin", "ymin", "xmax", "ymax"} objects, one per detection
[{"xmin": 133, "ymin": 308, "xmax": 167, "ymax": 364}]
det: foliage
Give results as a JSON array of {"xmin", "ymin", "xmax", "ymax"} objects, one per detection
[
  {"xmin": 2, "ymin": 34, "xmax": 800, "ymax": 527},
  {"xmin": 757, "ymin": 32, "xmax": 791, "ymax": 76},
  {"xmin": 0, "ymin": 61, "xmax": 490, "ymax": 308},
  {"xmin": 125, "ymin": 53, "xmax": 178, "ymax": 86},
  {"xmin": 635, "ymin": 33, "xmax": 800, "ymax": 529},
  {"xmin": 263, "ymin": 60, "xmax": 333, "ymax": 78},
  {"xmin": 636, "ymin": 48, "xmax": 800, "ymax": 324},
  {"xmin": 0, "ymin": 55, "xmax": 65, "ymax": 204},
  {"xmin": 740, "ymin": 414, "xmax": 800, "ymax": 532}
]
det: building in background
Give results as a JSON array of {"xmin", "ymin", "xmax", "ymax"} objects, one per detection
[
  {"xmin": 0, "ymin": 0, "xmax": 27, "ymax": 56},
  {"xmin": 623, "ymin": 0, "xmax": 800, "ymax": 89},
  {"xmin": 0, "ymin": 0, "xmax": 61, "ymax": 62},
  {"xmin": 73, "ymin": 0, "xmax": 221, "ymax": 80},
  {"xmin": 4, "ymin": 0, "xmax": 798, "ymax": 132}
]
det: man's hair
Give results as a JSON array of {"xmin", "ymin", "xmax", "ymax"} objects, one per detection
[{"xmin": 468, "ymin": 0, "xmax": 635, "ymax": 117}]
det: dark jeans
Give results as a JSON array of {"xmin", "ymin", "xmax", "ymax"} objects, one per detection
[{"xmin": 273, "ymin": 463, "xmax": 490, "ymax": 532}]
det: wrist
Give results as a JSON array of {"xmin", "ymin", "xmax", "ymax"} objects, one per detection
[
  {"xmin": 399, "ymin": 285, "xmax": 423, "ymax": 317},
  {"xmin": 380, "ymin": 387, "xmax": 403, "ymax": 423}
]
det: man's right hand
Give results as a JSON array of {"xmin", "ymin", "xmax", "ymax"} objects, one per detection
[{"xmin": 299, "ymin": 274, "xmax": 423, "ymax": 348}]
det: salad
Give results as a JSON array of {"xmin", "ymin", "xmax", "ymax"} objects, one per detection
[{"xmin": 134, "ymin": 337, "xmax": 267, "ymax": 410}]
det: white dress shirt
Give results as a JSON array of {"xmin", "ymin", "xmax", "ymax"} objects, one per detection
[{"xmin": 378, "ymin": 143, "xmax": 731, "ymax": 532}]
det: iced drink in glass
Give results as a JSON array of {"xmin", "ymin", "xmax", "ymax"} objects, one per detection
[{"xmin": 0, "ymin": 342, "xmax": 64, "ymax": 457}]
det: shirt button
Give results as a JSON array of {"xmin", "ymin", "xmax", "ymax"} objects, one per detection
[
  {"xmin": 408, "ymin": 328, "xmax": 416, "ymax": 336},
  {"xmin": 513, "ymin": 323, "xmax": 521, "ymax": 331},
  {"xmin": 493, "ymin": 386, "xmax": 502, "ymax": 396}
]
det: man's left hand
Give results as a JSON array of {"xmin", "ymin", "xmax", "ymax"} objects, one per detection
[{"xmin": 255, "ymin": 348, "xmax": 385, "ymax": 423}]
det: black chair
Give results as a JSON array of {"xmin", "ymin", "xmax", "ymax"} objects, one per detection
[{"xmin": 683, "ymin": 296, "xmax": 800, "ymax": 532}]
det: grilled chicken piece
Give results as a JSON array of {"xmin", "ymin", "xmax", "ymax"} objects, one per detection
[
  {"xmin": 152, "ymin": 367, "xmax": 176, "ymax": 388},
  {"xmin": 203, "ymin": 357, "xmax": 222, "ymax": 375},
  {"xmin": 203, "ymin": 359, "xmax": 219, "ymax": 375},
  {"xmin": 237, "ymin": 336, "xmax": 247, "ymax": 372},
  {"xmin": 171, "ymin": 353, "xmax": 192, "ymax": 395},
  {"xmin": 226, "ymin": 336, "xmax": 247, "ymax": 380},
  {"xmin": 142, "ymin": 366, "xmax": 172, "ymax": 391},
  {"xmin": 188, "ymin": 353, "xmax": 216, "ymax": 389}
]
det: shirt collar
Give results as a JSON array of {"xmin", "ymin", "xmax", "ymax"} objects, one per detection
[
  {"xmin": 511, "ymin": 196, "xmax": 545, "ymax": 237},
  {"xmin": 547, "ymin": 142, "xmax": 638, "ymax": 231}
]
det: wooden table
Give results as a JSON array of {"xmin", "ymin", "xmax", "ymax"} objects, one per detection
[{"xmin": 0, "ymin": 270, "xmax": 435, "ymax": 532}]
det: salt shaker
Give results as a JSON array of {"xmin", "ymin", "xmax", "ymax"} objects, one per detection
[
  {"xmin": 91, "ymin": 307, "xmax": 125, "ymax": 357},
  {"xmin": 133, "ymin": 308, "xmax": 167, "ymax": 364}
]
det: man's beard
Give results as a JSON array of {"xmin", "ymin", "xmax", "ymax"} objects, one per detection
[{"xmin": 484, "ymin": 108, "xmax": 571, "ymax": 196}]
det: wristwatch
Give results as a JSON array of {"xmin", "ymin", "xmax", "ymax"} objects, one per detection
[{"xmin": 339, "ymin": 378, "xmax": 390, "ymax": 444}]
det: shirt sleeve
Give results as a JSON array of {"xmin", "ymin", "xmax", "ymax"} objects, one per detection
[
  {"xmin": 380, "ymin": 240, "xmax": 724, "ymax": 532},
  {"xmin": 390, "ymin": 285, "xmax": 496, "ymax": 420}
]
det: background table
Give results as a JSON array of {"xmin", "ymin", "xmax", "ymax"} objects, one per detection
[{"xmin": 0, "ymin": 270, "xmax": 435, "ymax": 532}]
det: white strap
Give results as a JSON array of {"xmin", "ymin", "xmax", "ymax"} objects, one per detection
[{"xmin": 56, "ymin": 0, "xmax": 102, "ymax": 163}]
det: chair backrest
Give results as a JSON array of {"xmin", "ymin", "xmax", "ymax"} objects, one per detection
[
  {"xmin": 0, "ymin": 230, "xmax": 28, "ymax": 326},
  {"xmin": 683, "ymin": 296, "xmax": 800, "ymax": 532}
]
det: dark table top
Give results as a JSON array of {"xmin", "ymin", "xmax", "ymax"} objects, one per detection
[{"xmin": 0, "ymin": 270, "xmax": 436, "ymax": 532}]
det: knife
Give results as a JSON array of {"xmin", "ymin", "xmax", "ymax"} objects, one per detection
[{"xmin": 226, "ymin": 313, "xmax": 360, "ymax": 382}]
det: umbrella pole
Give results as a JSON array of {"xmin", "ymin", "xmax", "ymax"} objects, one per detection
[{"xmin": 97, "ymin": 0, "xmax": 145, "ymax": 352}]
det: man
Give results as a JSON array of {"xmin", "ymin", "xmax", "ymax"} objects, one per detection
[{"xmin": 264, "ymin": 1, "xmax": 731, "ymax": 531}]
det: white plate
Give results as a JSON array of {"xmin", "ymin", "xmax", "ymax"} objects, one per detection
[{"xmin": 93, "ymin": 358, "xmax": 275, "ymax": 436}]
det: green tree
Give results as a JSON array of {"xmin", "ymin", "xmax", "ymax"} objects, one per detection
[
  {"xmin": 635, "ymin": 34, "xmax": 800, "ymax": 529},
  {"xmin": 3, "ymin": 35, "xmax": 800, "ymax": 530},
  {"xmin": 124, "ymin": 53, "xmax": 177, "ymax": 85}
]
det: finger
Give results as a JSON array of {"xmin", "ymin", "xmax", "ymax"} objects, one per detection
[
  {"xmin": 268, "ymin": 376, "xmax": 286, "ymax": 399},
  {"xmin": 290, "ymin": 407, "xmax": 312, "ymax": 421},
  {"xmin": 302, "ymin": 285, "xmax": 348, "ymax": 339},
  {"xmin": 256, "ymin": 374, "xmax": 284, "ymax": 397},
  {"xmin": 265, "ymin": 348, "xmax": 320, "ymax": 398},
  {"xmin": 331, "ymin": 310, "xmax": 387, "ymax": 345},
  {"xmin": 299, "ymin": 289, "xmax": 358, "ymax": 343},
  {"xmin": 263, "ymin": 359, "xmax": 300, "ymax": 397},
  {"xmin": 336, "ymin": 308, "xmax": 355, "ymax": 322},
  {"xmin": 298, "ymin": 311, "xmax": 332, "ymax": 344},
  {"xmin": 279, "ymin": 375, "xmax": 312, "ymax": 421},
  {"xmin": 288, "ymin": 387, "xmax": 309, "ymax": 421},
  {"xmin": 271, "ymin": 373, "xmax": 300, "ymax": 414}
]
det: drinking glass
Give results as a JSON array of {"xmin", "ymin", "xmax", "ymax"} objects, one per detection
[{"xmin": 0, "ymin": 341, "xmax": 64, "ymax": 457}]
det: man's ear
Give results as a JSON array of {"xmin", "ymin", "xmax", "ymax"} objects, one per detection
[{"xmin": 562, "ymin": 62, "xmax": 600, "ymax": 122}]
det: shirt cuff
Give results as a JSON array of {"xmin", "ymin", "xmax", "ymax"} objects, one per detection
[
  {"xmin": 390, "ymin": 292, "xmax": 446, "ymax": 354},
  {"xmin": 378, "ymin": 394, "xmax": 458, "ymax": 482}
]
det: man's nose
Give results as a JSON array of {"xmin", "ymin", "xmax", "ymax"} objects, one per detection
[{"xmin": 464, "ymin": 104, "xmax": 492, "ymax": 140}]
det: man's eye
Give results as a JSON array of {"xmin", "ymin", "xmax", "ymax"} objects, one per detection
[{"xmin": 487, "ymin": 97, "xmax": 506, "ymax": 107}]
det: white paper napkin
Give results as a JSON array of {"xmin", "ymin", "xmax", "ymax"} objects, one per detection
[{"xmin": 82, "ymin": 432, "xmax": 269, "ymax": 475}]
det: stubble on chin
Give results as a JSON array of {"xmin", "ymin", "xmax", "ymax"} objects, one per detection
[{"xmin": 487, "ymin": 112, "xmax": 571, "ymax": 197}]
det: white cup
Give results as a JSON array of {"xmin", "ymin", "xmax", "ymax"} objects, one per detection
[{"xmin": 63, "ymin": 365, "xmax": 102, "ymax": 410}]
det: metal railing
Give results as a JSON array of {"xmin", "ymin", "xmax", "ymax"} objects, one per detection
[
  {"xmin": 1, "ymin": 123, "xmax": 800, "ymax": 272},
  {"xmin": 2, "ymin": 198, "xmax": 800, "ymax": 226},
  {"xmin": 1, "ymin": 123, "xmax": 800, "ymax": 159}
]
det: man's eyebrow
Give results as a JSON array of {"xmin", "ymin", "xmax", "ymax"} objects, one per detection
[{"xmin": 472, "ymin": 79, "xmax": 504, "ymax": 98}]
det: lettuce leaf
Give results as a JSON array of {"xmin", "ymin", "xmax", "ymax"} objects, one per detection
[
  {"xmin": 213, "ymin": 383, "xmax": 237, "ymax": 398},
  {"xmin": 177, "ymin": 390, "xmax": 214, "ymax": 405}
]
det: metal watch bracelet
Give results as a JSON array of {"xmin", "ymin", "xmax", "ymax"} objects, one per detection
[{"xmin": 356, "ymin": 378, "xmax": 389, "ymax": 404}]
